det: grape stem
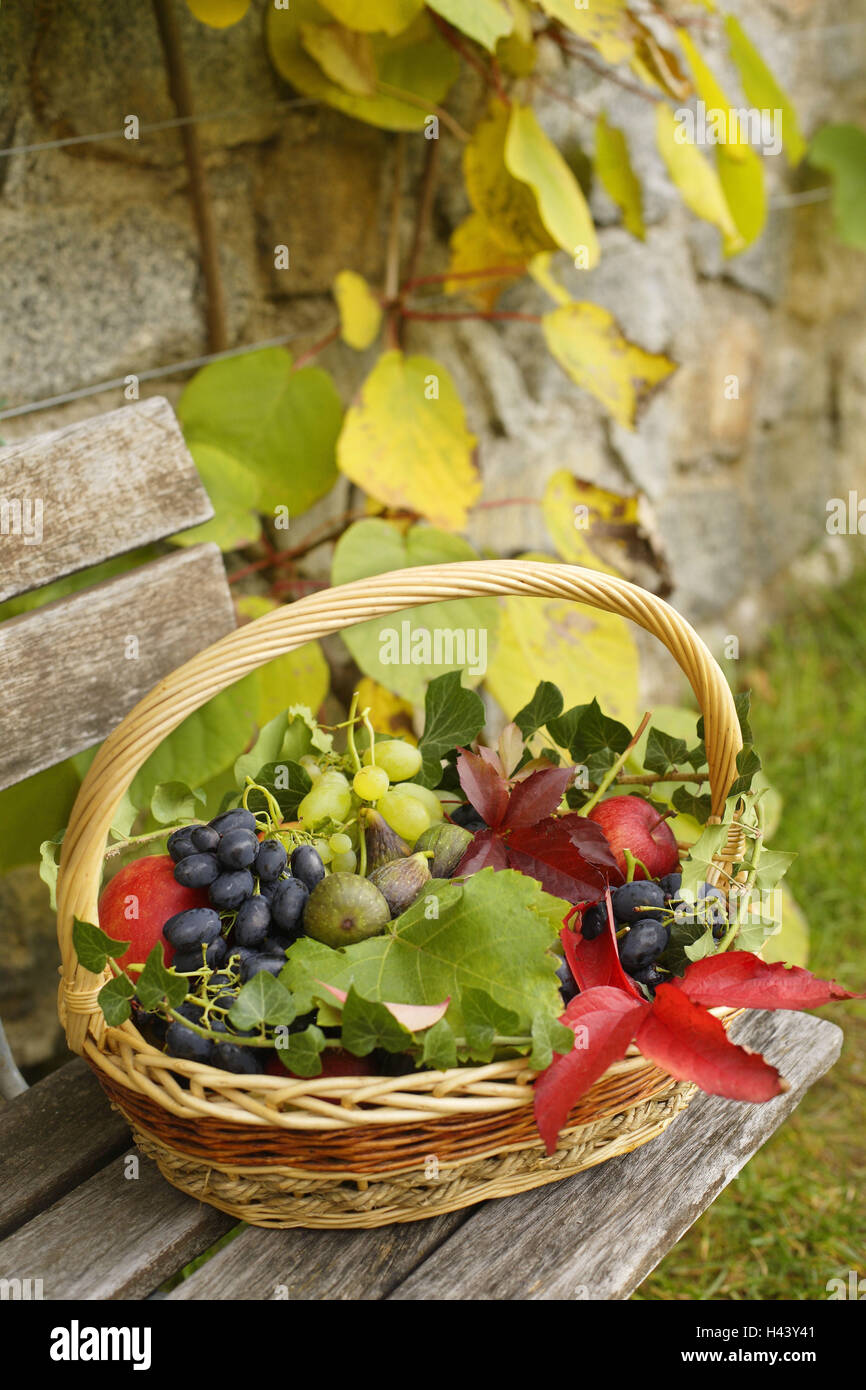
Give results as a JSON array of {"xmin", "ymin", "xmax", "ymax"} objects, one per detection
[
  {"xmin": 102, "ymin": 826, "xmax": 179, "ymax": 861},
  {"xmin": 346, "ymin": 691, "xmax": 362, "ymax": 773}
]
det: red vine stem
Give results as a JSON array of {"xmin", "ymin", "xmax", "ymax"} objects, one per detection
[
  {"xmin": 402, "ymin": 263, "xmax": 527, "ymax": 291},
  {"xmin": 430, "ymin": 12, "xmax": 509, "ymax": 103},
  {"xmin": 291, "ymin": 324, "xmax": 340, "ymax": 371},
  {"xmin": 402, "ymin": 309, "xmax": 541, "ymax": 324}
]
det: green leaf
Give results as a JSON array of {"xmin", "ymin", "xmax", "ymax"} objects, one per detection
[
  {"xmin": 169, "ymin": 442, "xmax": 262, "ymax": 553},
  {"xmin": 73, "ymin": 918, "xmax": 130, "ymax": 974},
  {"xmin": 331, "ymin": 520, "xmax": 500, "ymax": 703},
  {"xmin": 530, "ymin": 1011, "xmax": 574, "ymax": 1071},
  {"xmin": 98, "ymin": 974, "xmax": 134, "ymax": 1026},
  {"xmin": 426, "ymin": 0, "xmax": 513, "ymax": 52},
  {"xmin": 684, "ymin": 927, "xmax": 717, "ymax": 962},
  {"xmin": 729, "ymin": 744, "xmax": 762, "ymax": 797},
  {"xmin": 461, "ymin": 987, "xmax": 520, "ymax": 1063},
  {"xmin": 595, "ymin": 112, "xmax": 645, "ymax": 239},
  {"xmin": 696, "ymin": 690, "xmax": 752, "ymax": 746},
  {"xmin": 672, "ymin": 786, "xmax": 713, "ymax": 824},
  {"xmin": 246, "ymin": 761, "xmax": 312, "ymax": 820},
  {"xmin": 417, "ymin": 670, "xmax": 486, "ymax": 784},
  {"xmin": 535, "ymin": 0, "xmax": 632, "ymax": 64},
  {"xmin": 569, "ymin": 698, "xmax": 632, "ymax": 783},
  {"xmin": 505, "ymin": 104, "xmax": 599, "ymax": 264},
  {"xmin": 644, "ymin": 728, "xmax": 689, "ymax": 778},
  {"xmin": 678, "ymin": 822, "xmax": 730, "ymax": 900},
  {"xmin": 809, "ymin": 124, "xmax": 866, "ymax": 251},
  {"xmin": 300, "ymin": 20, "xmax": 378, "ymax": 95},
  {"xmin": 137, "ymin": 945, "xmax": 188, "ymax": 1012},
  {"xmin": 229, "ymin": 971, "xmax": 298, "ymax": 1031},
  {"xmin": 752, "ymin": 849, "xmax": 796, "ymax": 893},
  {"xmin": 177, "ymin": 347, "xmax": 342, "ymax": 520},
  {"xmin": 0, "ymin": 758, "xmax": 81, "ymax": 873},
  {"xmin": 283, "ymin": 868, "xmax": 565, "ymax": 1036},
  {"xmin": 546, "ymin": 703, "xmax": 589, "ymax": 752},
  {"xmin": 421, "ymin": 1016, "xmax": 458, "ymax": 1070},
  {"xmin": 274, "ymin": 1024, "xmax": 326, "ymax": 1077},
  {"xmin": 336, "ymin": 351, "xmax": 480, "ymax": 529},
  {"xmin": 39, "ymin": 830, "xmax": 65, "ymax": 912},
  {"xmin": 724, "ymin": 16, "xmax": 806, "ymax": 167},
  {"xmin": 150, "ymin": 781, "xmax": 206, "ymax": 826},
  {"xmin": 267, "ymin": 2, "xmax": 459, "ymax": 132},
  {"xmin": 542, "ymin": 301, "xmax": 676, "ymax": 429},
  {"xmin": 514, "ymin": 681, "xmax": 564, "ymax": 740},
  {"xmin": 340, "ymin": 986, "xmax": 413, "ymax": 1056}
]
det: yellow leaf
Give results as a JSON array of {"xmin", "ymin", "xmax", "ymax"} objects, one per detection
[
  {"xmin": 542, "ymin": 301, "xmax": 676, "ymax": 429},
  {"xmin": 543, "ymin": 470, "xmax": 672, "ymax": 593},
  {"xmin": 724, "ymin": 16, "xmax": 806, "ymax": 167},
  {"xmin": 317, "ymin": 0, "xmax": 423, "ymax": 34},
  {"xmin": 505, "ymin": 104, "xmax": 600, "ymax": 266},
  {"xmin": 445, "ymin": 213, "xmax": 526, "ymax": 310},
  {"xmin": 655, "ymin": 103, "xmax": 743, "ymax": 256},
  {"xmin": 527, "ymin": 251, "xmax": 570, "ymax": 306},
  {"xmin": 170, "ymin": 442, "xmax": 261, "ymax": 553},
  {"xmin": 426, "ymin": 0, "xmax": 513, "ymax": 52},
  {"xmin": 628, "ymin": 16, "xmax": 691, "ymax": 100},
  {"xmin": 535, "ymin": 0, "xmax": 633, "ymax": 65},
  {"xmin": 484, "ymin": 554, "xmax": 638, "ymax": 727},
  {"xmin": 333, "ymin": 270, "xmax": 383, "ymax": 349},
  {"xmin": 267, "ymin": 3, "xmax": 458, "ymax": 132},
  {"xmin": 497, "ymin": 0, "xmax": 536, "ymax": 75},
  {"xmin": 463, "ymin": 103, "xmax": 556, "ymax": 258},
  {"xmin": 186, "ymin": 0, "xmax": 250, "ymax": 28},
  {"xmin": 357, "ymin": 677, "xmax": 418, "ymax": 743},
  {"xmin": 594, "ymin": 113, "xmax": 645, "ymax": 240},
  {"xmin": 677, "ymin": 31, "xmax": 767, "ymax": 248},
  {"xmin": 300, "ymin": 22, "xmax": 377, "ymax": 96},
  {"xmin": 337, "ymin": 351, "xmax": 480, "ymax": 529}
]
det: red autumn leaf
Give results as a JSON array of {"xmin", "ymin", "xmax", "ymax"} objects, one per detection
[
  {"xmin": 534, "ymin": 986, "xmax": 648, "ymax": 1154},
  {"xmin": 634, "ymin": 983, "xmax": 784, "ymax": 1102},
  {"xmin": 475, "ymin": 745, "xmax": 506, "ymax": 776},
  {"xmin": 501, "ymin": 764, "xmax": 575, "ymax": 829},
  {"xmin": 455, "ymin": 827, "xmax": 509, "ymax": 875},
  {"xmin": 507, "ymin": 817, "xmax": 612, "ymax": 902},
  {"xmin": 456, "ymin": 748, "xmax": 510, "ymax": 828},
  {"xmin": 676, "ymin": 952, "xmax": 866, "ymax": 1011},
  {"xmin": 561, "ymin": 891, "xmax": 643, "ymax": 999},
  {"xmin": 556, "ymin": 812, "xmax": 625, "ymax": 882}
]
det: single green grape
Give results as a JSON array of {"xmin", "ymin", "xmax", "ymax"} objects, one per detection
[
  {"xmin": 313, "ymin": 837, "xmax": 333, "ymax": 865},
  {"xmin": 332, "ymin": 849, "xmax": 357, "ymax": 873},
  {"xmin": 299, "ymin": 754, "xmax": 323, "ymax": 782},
  {"xmin": 328, "ymin": 832, "xmax": 353, "ymax": 855},
  {"xmin": 363, "ymin": 739, "xmax": 422, "ymax": 782},
  {"xmin": 319, "ymin": 768, "xmax": 350, "ymax": 789},
  {"xmin": 353, "ymin": 765, "xmax": 390, "ymax": 802},
  {"xmin": 391, "ymin": 781, "xmax": 445, "ymax": 822},
  {"xmin": 378, "ymin": 789, "xmax": 430, "ymax": 843},
  {"xmin": 298, "ymin": 782, "xmax": 352, "ymax": 827}
]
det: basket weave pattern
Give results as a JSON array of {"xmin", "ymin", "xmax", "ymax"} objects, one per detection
[{"xmin": 56, "ymin": 562, "xmax": 742, "ymax": 1226}]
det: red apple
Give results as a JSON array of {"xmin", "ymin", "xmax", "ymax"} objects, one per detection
[
  {"xmin": 586, "ymin": 795, "xmax": 679, "ymax": 881},
  {"xmin": 98, "ymin": 853, "xmax": 211, "ymax": 970}
]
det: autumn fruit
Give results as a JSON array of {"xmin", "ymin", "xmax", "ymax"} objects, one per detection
[
  {"xmin": 98, "ymin": 853, "xmax": 212, "ymax": 969},
  {"xmin": 360, "ymin": 805, "xmax": 411, "ymax": 871},
  {"xmin": 586, "ymin": 795, "xmax": 679, "ymax": 880},
  {"xmin": 414, "ymin": 821, "xmax": 473, "ymax": 877},
  {"xmin": 302, "ymin": 871, "xmax": 391, "ymax": 947},
  {"xmin": 367, "ymin": 851, "xmax": 431, "ymax": 917}
]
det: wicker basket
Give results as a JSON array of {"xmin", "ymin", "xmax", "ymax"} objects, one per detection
[{"xmin": 56, "ymin": 561, "xmax": 742, "ymax": 1229}]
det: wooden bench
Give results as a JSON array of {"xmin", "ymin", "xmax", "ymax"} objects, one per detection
[{"xmin": 0, "ymin": 400, "xmax": 843, "ymax": 1299}]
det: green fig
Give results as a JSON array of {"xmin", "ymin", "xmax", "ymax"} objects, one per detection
[
  {"xmin": 303, "ymin": 872, "xmax": 390, "ymax": 947},
  {"xmin": 360, "ymin": 806, "xmax": 411, "ymax": 873},
  {"xmin": 414, "ymin": 822, "xmax": 473, "ymax": 878},
  {"xmin": 367, "ymin": 852, "xmax": 431, "ymax": 918}
]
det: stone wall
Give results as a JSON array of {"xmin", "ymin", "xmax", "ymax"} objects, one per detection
[{"xmin": 1, "ymin": 0, "xmax": 865, "ymax": 1069}]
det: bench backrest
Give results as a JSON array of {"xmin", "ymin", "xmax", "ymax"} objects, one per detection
[{"xmin": 0, "ymin": 397, "xmax": 236, "ymax": 791}]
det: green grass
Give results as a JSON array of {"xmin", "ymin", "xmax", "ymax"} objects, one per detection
[{"xmin": 636, "ymin": 568, "xmax": 866, "ymax": 1300}]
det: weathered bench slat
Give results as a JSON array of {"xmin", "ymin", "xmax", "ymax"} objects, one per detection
[
  {"xmin": 0, "ymin": 544, "xmax": 236, "ymax": 790},
  {"xmin": 0, "ymin": 1148, "xmax": 235, "ymax": 1300},
  {"xmin": 0, "ymin": 1057, "xmax": 130, "ymax": 1240},
  {"xmin": 386, "ymin": 1012, "xmax": 842, "ymax": 1302},
  {"xmin": 166, "ymin": 1210, "xmax": 469, "ymax": 1301},
  {"xmin": 0, "ymin": 397, "xmax": 214, "ymax": 602}
]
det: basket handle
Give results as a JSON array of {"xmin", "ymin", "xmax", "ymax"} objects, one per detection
[{"xmin": 56, "ymin": 560, "xmax": 741, "ymax": 1052}]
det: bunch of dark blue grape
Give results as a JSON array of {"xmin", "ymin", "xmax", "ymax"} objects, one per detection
[{"xmin": 558, "ymin": 872, "xmax": 686, "ymax": 1003}]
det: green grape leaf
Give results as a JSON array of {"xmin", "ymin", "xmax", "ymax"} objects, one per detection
[
  {"xmin": 283, "ymin": 869, "xmax": 566, "ymax": 1035},
  {"xmin": 137, "ymin": 945, "xmax": 189, "ymax": 1013},
  {"xmin": 73, "ymin": 918, "xmax": 130, "ymax": 974},
  {"xmin": 529, "ymin": 1010, "xmax": 575, "ymax": 1072},
  {"xmin": 98, "ymin": 974, "xmax": 135, "ymax": 1026},
  {"xmin": 340, "ymin": 986, "xmax": 413, "ymax": 1056},
  {"xmin": 177, "ymin": 347, "xmax": 342, "ymax": 520},
  {"xmin": 169, "ymin": 442, "xmax": 262, "ymax": 553},
  {"xmin": 273, "ymin": 1024, "xmax": 327, "ymax": 1078},
  {"xmin": 461, "ymin": 987, "xmax": 520, "ymax": 1063},
  {"xmin": 331, "ymin": 519, "xmax": 499, "ymax": 703},
  {"xmin": 421, "ymin": 1016, "xmax": 458, "ymax": 1070},
  {"xmin": 643, "ymin": 728, "xmax": 689, "ymax": 778},
  {"xmin": 594, "ymin": 112, "xmax": 645, "ymax": 239},
  {"xmin": 426, "ymin": 0, "xmax": 513, "ymax": 53},
  {"xmin": 150, "ymin": 781, "xmax": 206, "ymax": 826},
  {"xmin": 229, "ymin": 971, "xmax": 298, "ymax": 1031},
  {"xmin": 809, "ymin": 124, "xmax": 866, "ymax": 251},
  {"xmin": 514, "ymin": 681, "xmax": 564, "ymax": 740}
]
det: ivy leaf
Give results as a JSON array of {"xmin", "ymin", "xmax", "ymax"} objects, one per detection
[
  {"xmin": 341, "ymin": 986, "xmax": 413, "ymax": 1056},
  {"xmin": 417, "ymin": 671, "xmax": 486, "ymax": 786},
  {"xmin": 546, "ymin": 703, "xmax": 590, "ymax": 753},
  {"xmin": 337, "ymin": 351, "xmax": 480, "ymax": 529},
  {"xmin": 150, "ymin": 781, "xmax": 206, "ymax": 826},
  {"xmin": 461, "ymin": 987, "xmax": 520, "ymax": 1063},
  {"xmin": 229, "ymin": 972, "xmax": 298, "ymax": 1031},
  {"xmin": 643, "ymin": 728, "xmax": 689, "ymax": 778},
  {"xmin": 421, "ymin": 1016, "xmax": 458, "ymax": 1070},
  {"xmin": 505, "ymin": 104, "xmax": 600, "ymax": 264},
  {"xmin": 751, "ymin": 850, "xmax": 797, "ymax": 892},
  {"xmin": 529, "ymin": 1010, "xmax": 575, "ymax": 1072},
  {"xmin": 245, "ymin": 761, "xmax": 312, "ymax": 820},
  {"xmin": 687, "ymin": 741, "xmax": 708, "ymax": 772},
  {"xmin": 426, "ymin": 0, "xmax": 513, "ymax": 52},
  {"xmin": 543, "ymin": 301, "xmax": 676, "ymax": 430},
  {"xmin": 274, "ymin": 1024, "xmax": 326, "ymax": 1078},
  {"xmin": 672, "ymin": 786, "xmax": 713, "ymax": 824},
  {"xmin": 514, "ymin": 681, "xmax": 564, "ymax": 740},
  {"xmin": 570, "ymin": 698, "xmax": 632, "ymax": 782},
  {"xmin": 73, "ymin": 918, "xmax": 130, "ymax": 974},
  {"xmin": 137, "ymin": 945, "xmax": 188, "ymax": 1013},
  {"xmin": 333, "ymin": 269, "xmax": 383, "ymax": 349},
  {"xmin": 98, "ymin": 974, "xmax": 135, "ymax": 1026},
  {"xmin": 634, "ymin": 983, "xmax": 783, "ymax": 1101},
  {"xmin": 729, "ymin": 744, "xmax": 762, "ymax": 797},
  {"xmin": 684, "ymin": 926, "xmax": 716, "ymax": 963},
  {"xmin": 595, "ymin": 113, "xmax": 645, "ymax": 239},
  {"xmin": 696, "ymin": 691, "xmax": 752, "ymax": 747},
  {"xmin": 282, "ymin": 869, "xmax": 565, "ymax": 1036}
]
